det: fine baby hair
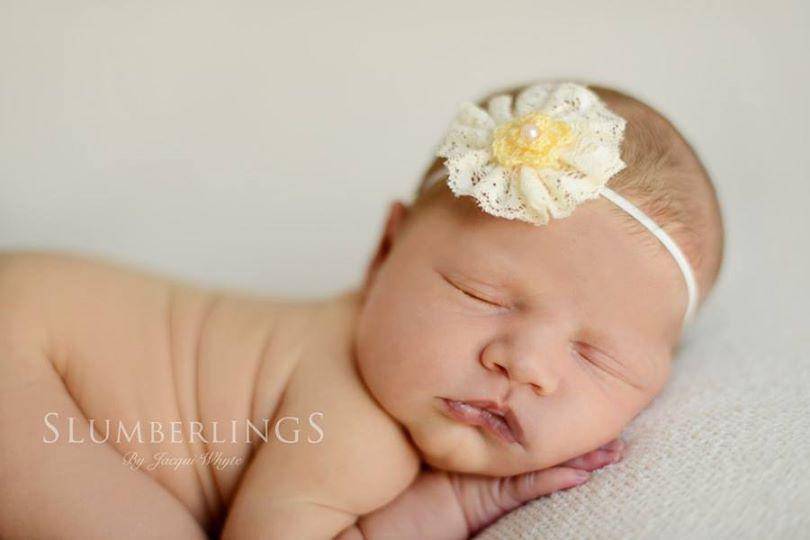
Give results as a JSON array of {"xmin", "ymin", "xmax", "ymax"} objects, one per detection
[{"xmin": 413, "ymin": 81, "xmax": 725, "ymax": 327}]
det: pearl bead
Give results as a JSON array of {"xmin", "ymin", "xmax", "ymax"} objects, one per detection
[{"xmin": 520, "ymin": 123, "xmax": 540, "ymax": 141}]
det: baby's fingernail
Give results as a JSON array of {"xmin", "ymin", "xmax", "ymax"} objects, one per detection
[
  {"xmin": 561, "ymin": 470, "xmax": 592, "ymax": 489},
  {"xmin": 600, "ymin": 439, "xmax": 624, "ymax": 452}
]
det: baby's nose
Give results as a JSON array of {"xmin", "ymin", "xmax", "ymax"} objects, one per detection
[
  {"xmin": 512, "ymin": 361, "xmax": 558, "ymax": 396},
  {"xmin": 481, "ymin": 353, "xmax": 559, "ymax": 396}
]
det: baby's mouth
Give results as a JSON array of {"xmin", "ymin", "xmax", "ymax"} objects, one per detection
[{"xmin": 439, "ymin": 398, "xmax": 524, "ymax": 447}]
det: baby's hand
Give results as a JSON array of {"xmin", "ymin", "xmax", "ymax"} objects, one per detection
[{"xmin": 336, "ymin": 439, "xmax": 625, "ymax": 540}]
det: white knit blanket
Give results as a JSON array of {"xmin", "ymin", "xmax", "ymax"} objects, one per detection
[{"xmin": 475, "ymin": 293, "xmax": 810, "ymax": 539}]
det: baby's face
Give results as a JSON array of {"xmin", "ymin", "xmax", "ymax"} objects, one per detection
[{"xmin": 354, "ymin": 189, "xmax": 686, "ymax": 476}]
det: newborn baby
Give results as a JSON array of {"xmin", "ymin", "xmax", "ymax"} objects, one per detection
[{"xmin": 0, "ymin": 82, "xmax": 724, "ymax": 539}]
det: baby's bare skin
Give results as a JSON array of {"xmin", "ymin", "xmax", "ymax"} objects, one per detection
[
  {"xmin": 0, "ymin": 179, "xmax": 706, "ymax": 538},
  {"xmin": 0, "ymin": 251, "xmax": 419, "ymax": 539}
]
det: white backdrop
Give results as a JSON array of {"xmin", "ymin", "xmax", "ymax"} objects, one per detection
[
  {"xmin": 2, "ymin": 1, "xmax": 809, "ymax": 537},
  {"xmin": 2, "ymin": 1, "xmax": 806, "ymax": 308}
]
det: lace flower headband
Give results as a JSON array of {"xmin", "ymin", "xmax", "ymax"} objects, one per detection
[{"xmin": 421, "ymin": 81, "xmax": 698, "ymax": 326}]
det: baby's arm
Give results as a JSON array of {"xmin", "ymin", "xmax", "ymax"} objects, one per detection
[
  {"xmin": 338, "ymin": 440, "xmax": 624, "ymax": 539},
  {"xmin": 221, "ymin": 368, "xmax": 422, "ymax": 539},
  {"xmin": 222, "ymin": 493, "xmax": 358, "ymax": 539},
  {"xmin": 221, "ymin": 402, "xmax": 424, "ymax": 539},
  {"xmin": 0, "ymin": 250, "xmax": 211, "ymax": 538},
  {"xmin": 222, "ymin": 436, "xmax": 356, "ymax": 539}
]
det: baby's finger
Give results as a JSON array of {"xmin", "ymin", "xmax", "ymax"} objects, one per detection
[
  {"xmin": 561, "ymin": 448, "xmax": 623, "ymax": 471},
  {"xmin": 453, "ymin": 441, "xmax": 626, "ymax": 533},
  {"xmin": 493, "ymin": 466, "xmax": 592, "ymax": 509},
  {"xmin": 561, "ymin": 439, "xmax": 625, "ymax": 471},
  {"xmin": 455, "ymin": 466, "xmax": 592, "ymax": 533},
  {"xmin": 597, "ymin": 438, "xmax": 625, "ymax": 452}
]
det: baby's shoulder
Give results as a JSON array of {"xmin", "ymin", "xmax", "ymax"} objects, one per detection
[
  {"xmin": 268, "ymin": 338, "xmax": 420, "ymax": 515},
  {"xmin": 241, "ymin": 294, "xmax": 421, "ymax": 516}
]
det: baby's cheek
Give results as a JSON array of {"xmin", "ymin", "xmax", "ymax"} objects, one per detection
[
  {"xmin": 407, "ymin": 414, "xmax": 493, "ymax": 473},
  {"xmin": 354, "ymin": 304, "xmax": 440, "ymax": 416},
  {"xmin": 366, "ymin": 299, "xmax": 456, "ymax": 385}
]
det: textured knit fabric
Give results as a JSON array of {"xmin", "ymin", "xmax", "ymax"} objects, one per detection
[{"xmin": 474, "ymin": 297, "xmax": 810, "ymax": 539}]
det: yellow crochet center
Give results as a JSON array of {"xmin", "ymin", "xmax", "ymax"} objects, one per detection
[{"xmin": 490, "ymin": 112, "xmax": 574, "ymax": 169}]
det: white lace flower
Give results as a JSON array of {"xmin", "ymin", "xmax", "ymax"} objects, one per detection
[{"xmin": 435, "ymin": 82, "xmax": 627, "ymax": 225}]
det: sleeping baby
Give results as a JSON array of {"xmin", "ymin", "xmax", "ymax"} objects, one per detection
[{"xmin": 0, "ymin": 81, "xmax": 724, "ymax": 539}]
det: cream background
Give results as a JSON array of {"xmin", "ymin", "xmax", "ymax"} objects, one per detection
[{"xmin": 1, "ymin": 1, "xmax": 808, "ymax": 538}]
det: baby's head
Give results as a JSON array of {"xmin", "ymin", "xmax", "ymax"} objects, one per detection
[{"xmin": 353, "ymin": 82, "xmax": 725, "ymax": 476}]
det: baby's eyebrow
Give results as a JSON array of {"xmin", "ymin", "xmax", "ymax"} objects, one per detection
[{"xmin": 453, "ymin": 242, "xmax": 522, "ymax": 273}]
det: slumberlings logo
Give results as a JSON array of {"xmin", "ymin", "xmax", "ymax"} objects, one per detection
[
  {"xmin": 43, "ymin": 412, "xmax": 325, "ymax": 445},
  {"xmin": 42, "ymin": 411, "xmax": 325, "ymax": 471}
]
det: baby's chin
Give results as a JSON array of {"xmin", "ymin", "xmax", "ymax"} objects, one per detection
[{"xmin": 408, "ymin": 418, "xmax": 535, "ymax": 477}]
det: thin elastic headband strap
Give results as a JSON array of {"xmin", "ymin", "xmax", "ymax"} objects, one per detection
[
  {"xmin": 420, "ymin": 170, "xmax": 699, "ymax": 326},
  {"xmin": 600, "ymin": 186, "xmax": 698, "ymax": 326}
]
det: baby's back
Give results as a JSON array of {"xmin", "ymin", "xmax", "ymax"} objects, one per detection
[
  {"xmin": 0, "ymin": 251, "xmax": 296, "ymax": 535},
  {"xmin": 0, "ymin": 251, "xmax": 420, "ymax": 538}
]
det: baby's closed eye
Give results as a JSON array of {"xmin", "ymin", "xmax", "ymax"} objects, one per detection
[{"xmin": 436, "ymin": 270, "xmax": 509, "ymax": 310}]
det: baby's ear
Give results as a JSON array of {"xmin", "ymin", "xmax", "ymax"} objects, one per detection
[{"xmin": 361, "ymin": 201, "xmax": 410, "ymax": 296}]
